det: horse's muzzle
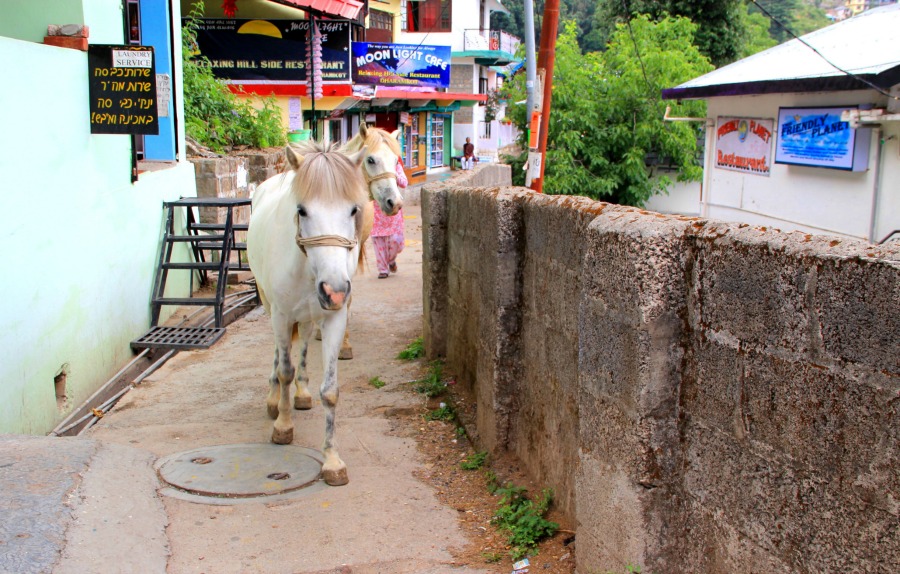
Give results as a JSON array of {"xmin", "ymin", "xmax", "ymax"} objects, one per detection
[
  {"xmin": 384, "ymin": 197, "xmax": 403, "ymax": 216},
  {"xmin": 317, "ymin": 280, "xmax": 350, "ymax": 310}
]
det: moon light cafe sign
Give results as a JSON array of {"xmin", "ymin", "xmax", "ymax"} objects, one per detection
[
  {"xmin": 715, "ymin": 116, "xmax": 774, "ymax": 176},
  {"xmin": 88, "ymin": 45, "xmax": 159, "ymax": 135},
  {"xmin": 189, "ymin": 19, "xmax": 351, "ymax": 82},
  {"xmin": 351, "ymin": 42, "xmax": 451, "ymax": 89}
]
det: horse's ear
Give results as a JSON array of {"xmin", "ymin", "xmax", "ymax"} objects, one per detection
[
  {"xmin": 390, "ymin": 129, "xmax": 401, "ymax": 140},
  {"xmin": 359, "ymin": 122, "xmax": 369, "ymax": 138},
  {"xmin": 285, "ymin": 145, "xmax": 304, "ymax": 170},
  {"xmin": 348, "ymin": 148, "xmax": 366, "ymax": 168}
]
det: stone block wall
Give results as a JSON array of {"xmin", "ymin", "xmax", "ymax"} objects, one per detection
[
  {"xmin": 189, "ymin": 149, "xmax": 284, "ymax": 228},
  {"xmin": 422, "ymin": 177, "xmax": 900, "ymax": 573}
]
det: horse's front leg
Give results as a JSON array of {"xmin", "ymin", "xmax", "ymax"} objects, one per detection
[
  {"xmin": 293, "ymin": 321, "xmax": 315, "ymax": 410},
  {"xmin": 319, "ymin": 309, "xmax": 349, "ymax": 486},
  {"xmin": 268, "ymin": 313, "xmax": 296, "ymax": 445}
]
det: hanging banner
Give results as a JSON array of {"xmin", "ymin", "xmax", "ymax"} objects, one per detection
[
  {"xmin": 351, "ymin": 42, "xmax": 451, "ymax": 88},
  {"xmin": 188, "ymin": 19, "xmax": 350, "ymax": 82},
  {"xmin": 714, "ymin": 117, "xmax": 774, "ymax": 176},
  {"xmin": 775, "ymin": 107, "xmax": 870, "ymax": 171},
  {"xmin": 88, "ymin": 44, "xmax": 158, "ymax": 135}
]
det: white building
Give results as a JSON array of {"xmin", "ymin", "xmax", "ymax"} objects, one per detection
[
  {"xmin": 656, "ymin": 4, "xmax": 900, "ymax": 243},
  {"xmin": 394, "ymin": 0, "xmax": 518, "ymax": 164}
]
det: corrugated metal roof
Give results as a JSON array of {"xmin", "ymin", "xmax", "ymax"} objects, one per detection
[{"xmin": 663, "ymin": 4, "xmax": 900, "ymax": 100}]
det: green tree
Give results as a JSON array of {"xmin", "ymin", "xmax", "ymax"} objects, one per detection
[
  {"xmin": 502, "ymin": 16, "xmax": 712, "ymax": 206},
  {"xmin": 736, "ymin": 3, "xmax": 778, "ymax": 58},
  {"xmin": 595, "ymin": 0, "xmax": 747, "ymax": 66},
  {"xmin": 791, "ymin": 2, "xmax": 832, "ymax": 37},
  {"xmin": 182, "ymin": 1, "xmax": 285, "ymax": 152}
]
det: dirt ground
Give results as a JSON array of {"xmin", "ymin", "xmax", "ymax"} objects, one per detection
[{"xmin": 84, "ymin": 204, "xmax": 576, "ymax": 574}]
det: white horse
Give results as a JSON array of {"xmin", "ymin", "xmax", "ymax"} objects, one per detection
[
  {"xmin": 335, "ymin": 123, "xmax": 404, "ymax": 359},
  {"xmin": 247, "ymin": 140, "xmax": 368, "ymax": 486}
]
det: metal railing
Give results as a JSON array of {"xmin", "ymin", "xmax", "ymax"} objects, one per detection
[{"xmin": 463, "ymin": 29, "xmax": 520, "ymax": 55}]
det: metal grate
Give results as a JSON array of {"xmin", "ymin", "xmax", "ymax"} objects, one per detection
[{"xmin": 131, "ymin": 326, "xmax": 225, "ymax": 351}]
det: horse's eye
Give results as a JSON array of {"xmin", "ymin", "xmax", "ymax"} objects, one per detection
[
  {"xmin": 350, "ymin": 205, "xmax": 359, "ymax": 217},
  {"xmin": 366, "ymin": 157, "xmax": 376, "ymax": 165},
  {"xmin": 297, "ymin": 206, "xmax": 307, "ymax": 217}
]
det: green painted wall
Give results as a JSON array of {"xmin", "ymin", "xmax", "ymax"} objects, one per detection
[
  {"xmin": 0, "ymin": 0, "xmax": 198, "ymax": 434},
  {"xmin": 0, "ymin": 0, "xmax": 85, "ymax": 43}
]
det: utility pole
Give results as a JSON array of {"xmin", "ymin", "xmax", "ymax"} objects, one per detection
[{"xmin": 531, "ymin": 0, "xmax": 560, "ymax": 193}]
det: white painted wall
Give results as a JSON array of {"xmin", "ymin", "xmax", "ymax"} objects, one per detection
[
  {"xmin": 700, "ymin": 90, "xmax": 899, "ymax": 242},
  {"xmin": 0, "ymin": 0, "xmax": 197, "ymax": 434}
]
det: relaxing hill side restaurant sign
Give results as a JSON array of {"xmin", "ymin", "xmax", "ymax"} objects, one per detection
[
  {"xmin": 189, "ymin": 19, "xmax": 351, "ymax": 82},
  {"xmin": 88, "ymin": 45, "xmax": 159, "ymax": 134},
  {"xmin": 715, "ymin": 117, "xmax": 774, "ymax": 176}
]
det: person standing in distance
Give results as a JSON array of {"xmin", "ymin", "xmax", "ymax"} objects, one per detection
[
  {"xmin": 462, "ymin": 137, "xmax": 475, "ymax": 170},
  {"xmin": 371, "ymin": 159, "xmax": 408, "ymax": 279}
]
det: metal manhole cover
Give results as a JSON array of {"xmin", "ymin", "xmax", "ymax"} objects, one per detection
[
  {"xmin": 156, "ymin": 444, "xmax": 323, "ymax": 502},
  {"xmin": 132, "ymin": 326, "xmax": 225, "ymax": 350}
]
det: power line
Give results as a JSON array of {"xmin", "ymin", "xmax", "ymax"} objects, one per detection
[{"xmin": 749, "ymin": 0, "xmax": 898, "ymax": 100}]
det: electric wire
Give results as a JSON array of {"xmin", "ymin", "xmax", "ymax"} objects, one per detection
[{"xmin": 749, "ymin": 0, "xmax": 899, "ymax": 100}]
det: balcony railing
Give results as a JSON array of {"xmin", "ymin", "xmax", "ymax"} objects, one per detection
[{"xmin": 463, "ymin": 29, "xmax": 520, "ymax": 55}]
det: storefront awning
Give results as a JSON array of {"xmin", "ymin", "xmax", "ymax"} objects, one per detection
[
  {"xmin": 265, "ymin": 0, "xmax": 363, "ymax": 19},
  {"xmin": 372, "ymin": 89, "xmax": 487, "ymax": 107}
]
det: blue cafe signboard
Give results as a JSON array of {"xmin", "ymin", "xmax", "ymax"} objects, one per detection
[
  {"xmin": 775, "ymin": 107, "xmax": 870, "ymax": 171},
  {"xmin": 351, "ymin": 42, "xmax": 451, "ymax": 88}
]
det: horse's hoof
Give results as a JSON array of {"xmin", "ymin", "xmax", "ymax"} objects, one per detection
[
  {"xmin": 315, "ymin": 329, "xmax": 322, "ymax": 341},
  {"xmin": 267, "ymin": 403, "xmax": 279, "ymax": 419},
  {"xmin": 271, "ymin": 427, "xmax": 293, "ymax": 445},
  {"xmin": 338, "ymin": 346, "xmax": 353, "ymax": 360},
  {"xmin": 294, "ymin": 395, "xmax": 312, "ymax": 410},
  {"xmin": 322, "ymin": 466, "xmax": 349, "ymax": 486}
]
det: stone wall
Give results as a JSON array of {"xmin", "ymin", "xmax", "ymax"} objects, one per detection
[
  {"xmin": 422, "ymin": 172, "xmax": 900, "ymax": 573},
  {"xmin": 188, "ymin": 149, "xmax": 284, "ymax": 226}
]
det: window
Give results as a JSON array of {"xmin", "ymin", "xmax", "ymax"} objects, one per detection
[
  {"xmin": 480, "ymin": 121, "xmax": 491, "ymax": 139},
  {"xmin": 407, "ymin": 0, "xmax": 451, "ymax": 32},
  {"xmin": 478, "ymin": 77, "xmax": 488, "ymax": 95}
]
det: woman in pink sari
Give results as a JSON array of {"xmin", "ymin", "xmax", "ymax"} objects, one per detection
[{"xmin": 371, "ymin": 160, "xmax": 408, "ymax": 278}]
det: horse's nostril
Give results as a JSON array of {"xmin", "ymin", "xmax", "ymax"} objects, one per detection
[{"xmin": 386, "ymin": 199, "xmax": 394, "ymax": 210}]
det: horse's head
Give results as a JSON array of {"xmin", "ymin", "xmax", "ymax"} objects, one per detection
[
  {"xmin": 286, "ymin": 143, "xmax": 368, "ymax": 311},
  {"xmin": 356, "ymin": 123, "xmax": 404, "ymax": 216}
]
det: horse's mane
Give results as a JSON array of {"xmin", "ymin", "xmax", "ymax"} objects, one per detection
[
  {"xmin": 343, "ymin": 126, "xmax": 401, "ymax": 157},
  {"xmin": 289, "ymin": 140, "xmax": 367, "ymax": 207}
]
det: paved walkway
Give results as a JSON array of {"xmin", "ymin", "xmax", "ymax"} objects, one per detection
[{"xmin": 1, "ymin": 173, "xmax": 488, "ymax": 574}]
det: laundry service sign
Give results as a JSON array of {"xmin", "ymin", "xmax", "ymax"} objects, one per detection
[{"xmin": 775, "ymin": 107, "xmax": 870, "ymax": 171}]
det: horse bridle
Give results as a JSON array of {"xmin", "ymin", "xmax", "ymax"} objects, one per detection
[
  {"xmin": 294, "ymin": 163, "xmax": 395, "ymax": 254},
  {"xmin": 364, "ymin": 169, "xmax": 397, "ymax": 185},
  {"xmin": 295, "ymin": 232, "xmax": 357, "ymax": 255}
]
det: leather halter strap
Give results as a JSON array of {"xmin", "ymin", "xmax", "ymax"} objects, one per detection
[
  {"xmin": 295, "ymin": 232, "xmax": 358, "ymax": 255},
  {"xmin": 364, "ymin": 170, "xmax": 397, "ymax": 185}
]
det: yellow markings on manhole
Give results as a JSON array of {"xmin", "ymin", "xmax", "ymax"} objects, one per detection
[
  {"xmin": 403, "ymin": 215, "xmax": 417, "ymax": 219},
  {"xmin": 405, "ymin": 239, "xmax": 422, "ymax": 247},
  {"xmin": 321, "ymin": 501, "xmax": 331, "ymax": 508}
]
